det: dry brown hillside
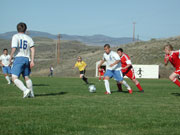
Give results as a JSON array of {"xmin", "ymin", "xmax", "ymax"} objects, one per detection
[{"xmin": 0, "ymin": 36, "xmax": 180, "ymax": 78}]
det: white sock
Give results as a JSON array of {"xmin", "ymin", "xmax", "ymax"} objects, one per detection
[
  {"xmin": 122, "ymin": 80, "xmax": 131, "ymax": 90},
  {"xmin": 26, "ymin": 79, "xmax": 34, "ymax": 96},
  {"xmin": 5, "ymin": 76, "xmax": 11, "ymax": 84},
  {"xmin": 104, "ymin": 80, "xmax": 111, "ymax": 93},
  {"xmin": 14, "ymin": 79, "xmax": 28, "ymax": 92}
]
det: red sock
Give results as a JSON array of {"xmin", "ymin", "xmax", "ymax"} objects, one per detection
[
  {"xmin": 103, "ymin": 77, "xmax": 105, "ymax": 80},
  {"xmin": 117, "ymin": 83, "xmax": 122, "ymax": 91},
  {"xmin": 136, "ymin": 83, "xmax": 143, "ymax": 91},
  {"xmin": 99, "ymin": 77, "xmax": 101, "ymax": 80},
  {"xmin": 173, "ymin": 78, "xmax": 180, "ymax": 87}
]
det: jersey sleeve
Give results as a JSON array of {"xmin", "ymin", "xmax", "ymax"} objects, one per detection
[
  {"xmin": 103, "ymin": 54, "xmax": 106, "ymax": 61},
  {"xmin": 82, "ymin": 61, "xmax": 87, "ymax": 67},
  {"xmin": 11, "ymin": 35, "xmax": 19, "ymax": 48},
  {"xmin": 29, "ymin": 38, "xmax": 34, "ymax": 48},
  {"xmin": 75, "ymin": 62, "xmax": 78, "ymax": 67},
  {"xmin": 113, "ymin": 52, "xmax": 120, "ymax": 60}
]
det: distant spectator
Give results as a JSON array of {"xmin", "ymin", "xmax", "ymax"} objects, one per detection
[{"xmin": 48, "ymin": 66, "xmax": 54, "ymax": 77}]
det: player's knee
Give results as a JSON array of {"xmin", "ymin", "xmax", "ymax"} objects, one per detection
[
  {"xmin": 104, "ymin": 76, "xmax": 109, "ymax": 80},
  {"xmin": 169, "ymin": 76, "xmax": 174, "ymax": 81},
  {"xmin": 11, "ymin": 75, "xmax": 18, "ymax": 82}
]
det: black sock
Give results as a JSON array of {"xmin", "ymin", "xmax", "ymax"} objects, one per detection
[{"xmin": 82, "ymin": 76, "xmax": 88, "ymax": 84}]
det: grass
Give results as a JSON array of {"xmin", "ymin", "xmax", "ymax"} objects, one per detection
[{"xmin": 0, "ymin": 76, "xmax": 180, "ymax": 135}]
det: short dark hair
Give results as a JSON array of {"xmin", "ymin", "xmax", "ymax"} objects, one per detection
[
  {"xmin": 104, "ymin": 44, "xmax": 110, "ymax": 48},
  {"xmin": 3, "ymin": 48, "xmax": 8, "ymax": 52},
  {"xmin": 117, "ymin": 48, "xmax": 123, "ymax": 52},
  {"xmin": 17, "ymin": 22, "xmax": 27, "ymax": 33},
  {"xmin": 164, "ymin": 43, "xmax": 173, "ymax": 51}
]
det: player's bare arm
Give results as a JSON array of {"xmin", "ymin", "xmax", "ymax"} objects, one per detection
[
  {"xmin": 98, "ymin": 60, "xmax": 105, "ymax": 69},
  {"xmin": 164, "ymin": 56, "xmax": 169, "ymax": 66},
  {"xmin": 9, "ymin": 48, "xmax": 16, "ymax": 63},
  {"xmin": 110, "ymin": 60, "xmax": 120, "ymax": 67},
  {"xmin": 30, "ymin": 47, "xmax": 35, "ymax": 69}
]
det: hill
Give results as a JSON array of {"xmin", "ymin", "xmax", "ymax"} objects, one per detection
[
  {"xmin": 0, "ymin": 36, "xmax": 179, "ymax": 78},
  {"xmin": 0, "ymin": 31, "xmax": 136, "ymax": 46}
]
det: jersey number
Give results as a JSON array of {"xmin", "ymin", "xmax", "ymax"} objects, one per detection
[{"xmin": 20, "ymin": 39, "xmax": 27, "ymax": 49}]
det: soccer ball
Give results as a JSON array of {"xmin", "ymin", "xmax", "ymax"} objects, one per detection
[{"xmin": 88, "ymin": 85, "xmax": 96, "ymax": 93}]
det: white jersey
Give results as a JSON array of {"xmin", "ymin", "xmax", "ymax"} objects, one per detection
[
  {"xmin": 0, "ymin": 54, "xmax": 11, "ymax": 66},
  {"xmin": 103, "ymin": 51, "xmax": 121, "ymax": 70},
  {"xmin": 11, "ymin": 33, "xmax": 34, "ymax": 59}
]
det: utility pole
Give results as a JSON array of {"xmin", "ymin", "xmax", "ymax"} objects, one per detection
[
  {"xmin": 57, "ymin": 34, "xmax": 60, "ymax": 64},
  {"xmin": 133, "ymin": 22, "xmax": 136, "ymax": 42}
]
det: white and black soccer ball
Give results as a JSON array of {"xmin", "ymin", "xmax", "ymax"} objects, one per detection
[{"xmin": 88, "ymin": 85, "xmax": 96, "ymax": 93}]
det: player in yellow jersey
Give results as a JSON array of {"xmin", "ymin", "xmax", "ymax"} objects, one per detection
[{"xmin": 73, "ymin": 56, "xmax": 89, "ymax": 84}]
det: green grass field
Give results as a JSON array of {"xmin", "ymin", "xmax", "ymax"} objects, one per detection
[{"xmin": 0, "ymin": 76, "xmax": 180, "ymax": 135}]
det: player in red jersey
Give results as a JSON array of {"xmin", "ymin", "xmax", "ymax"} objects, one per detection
[
  {"xmin": 117, "ymin": 48, "xmax": 144, "ymax": 92},
  {"xmin": 164, "ymin": 44, "xmax": 180, "ymax": 87},
  {"xmin": 98, "ymin": 67, "xmax": 105, "ymax": 81}
]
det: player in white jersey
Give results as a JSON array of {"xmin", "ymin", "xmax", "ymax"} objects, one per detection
[
  {"xmin": 9, "ymin": 22, "xmax": 35, "ymax": 98},
  {"xmin": 98, "ymin": 44, "xmax": 133, "ymax": 94},
  {"xmin": 0, "ymin": 49, "xmax": 12, "ymax": 84}
]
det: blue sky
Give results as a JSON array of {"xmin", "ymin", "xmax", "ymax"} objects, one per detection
[{"xmin": 0, "ymin": 0, "xmax": 180, "ymax": 40}]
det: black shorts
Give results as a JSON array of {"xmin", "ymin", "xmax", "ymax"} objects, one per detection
[{"xmin": 80, "ymin": 70, "xmax": 86, "ymax": 75}]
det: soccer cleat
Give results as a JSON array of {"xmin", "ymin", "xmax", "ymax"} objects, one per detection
[
  {"xmin": 128, "ymin": 89, "xmax": 133, "ymax": 94},
  {"xmin": 104, "ymin": 91, "xmax": 111, "ymax": 95},
  {"xmin": 23, "ymin": 89, "xmax": 31, "ymax": 98},
  {"xmin": 139, "ymin": 90, "xmax": 144, "ymax": 93}
]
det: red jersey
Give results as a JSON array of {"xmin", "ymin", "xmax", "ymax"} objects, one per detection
[
  {"xmin": 99, "ymin": 68, "xmax": 104, "ymax": 74},
  {"xmin": 120, "ymin": 53, "xmax": 132, "ymax": 73},
  {"xmin": 164, "ymin": 50, "xmax": 180, "ymax": 70}
]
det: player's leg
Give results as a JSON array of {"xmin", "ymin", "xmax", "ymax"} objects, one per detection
[
  {"xmin": 128, "ymin": 70, "xmax": 144, "ymax": 92},
  {"xmin": 25, "ymin": 76, "xmax": 34, "ymax": 97},
  {"xmin": 114, "ymin": 70, "xmax": 133, "ymax": 94},
  {"xmin": 104, "ymin": 70, "xmax": 112, "ymax": 94},
  {"xmin": 169, "ymin": 72, "xmax": 180, "ymax": 87},
  {"xmin": 11, "ymin": 58, "xmax": 30, "ymax": 98},
  {"xmin": 2, "ymin": 67, "xmax": 11, "ymax": 84},
  {"xmin": 23, "ymin": 59, "xmax": 34, "ymax": 97},
  {"xmin": 80, "ymin": 70, "xmax": 88, "ymax": 84},
  {"xmin": 99, "ymin": 72, "xmax": 101, "ymax": 81}
]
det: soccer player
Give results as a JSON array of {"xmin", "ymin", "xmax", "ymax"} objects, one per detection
[
  {"xmin": 164, "ymin": 43, "xmax": 180, "ymax": 87},
  {"xmin": 117, "ymin": 48, "xmax": 144, "ymax": 92},
  {"xmin": 98, "ymin": 44, "xmax": 133, "ymax": 94},
  {"xmin": 98, "ymin": 67, "xmax": 105, "ymax": 81},
  {"xmin": 0, "ymin": 49, "xmax": 12, "ymax": 84},
  {"xmin": 9, "ymin": 22, "xmax": 35, "ymax": 98},
  {"xmin": 73, "ymin": 56, "xmax": 89, "ymax": 84}
]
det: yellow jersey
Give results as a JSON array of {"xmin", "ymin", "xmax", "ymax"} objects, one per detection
[{"xmin": 75, "ymin": 61, "xmax": 87, "ymax": 71}]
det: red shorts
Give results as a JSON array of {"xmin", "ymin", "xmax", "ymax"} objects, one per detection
[
  {"xmin": 174, "ymin": 67, "xmax": 180, "ymax": 75},
  {"xmin": 99, "ymin": 72, "xmax": 104, "ymax": 76},
  {"xmin": 123, "ymin": 69, "xmax": 136, "ymax": 80}
]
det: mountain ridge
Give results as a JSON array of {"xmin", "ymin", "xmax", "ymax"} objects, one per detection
[{"xmin": 0, "ymin": 30, "xmax": 137, "ymax": 46}]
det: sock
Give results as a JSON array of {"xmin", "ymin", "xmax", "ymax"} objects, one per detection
[
  {"xmin": 14, "ymin": 79, "xmax": 28, "ymax": 92},
  {"xmin": 26, "ymin": 79, "xmax": 34, "ymax": 96},
  {"xmin": 136, "ymin": 83, "xmax": 143, "ymax": 91},
  {"xmin": 122, "ymin": 80, "xmax": 131, "ymax": 91},
  {"xmin": 104, "ymin": 80, "xmax": 111, "ymax": 93},
  {"xmin": 99, "ymin": 77, "xmax": 101, "ymax": 80},
  {"xmin": 173, "ymin": 78, "xmax": 180, "ymax": 87},
  {"xmin": 117, "ymin": 83, "xmax": 123, "ymax": 91},
  {"xmin": 82, "ymin": 76, "xmax": 88, "ymax": 84},
  {"xmin": 5, "ymin": 76, "xmax": 11, "ymax": 84}
]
